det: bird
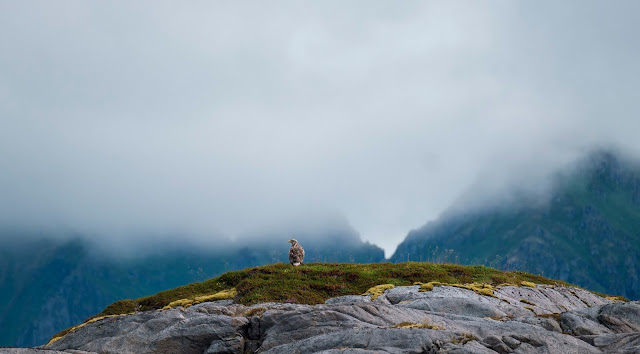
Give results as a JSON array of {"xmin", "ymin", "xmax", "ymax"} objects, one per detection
[{"xmin": 288, "ymin": 239, "xmax": 305, "ymax": 266}]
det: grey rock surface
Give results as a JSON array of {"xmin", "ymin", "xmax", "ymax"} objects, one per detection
[
  {"xmin": 324, "ymin": 295, "xmax": 372, "ymax": 304},
  {"xmin": 37, "ymin": 285, "xmax": 638, "ymax": 353}
]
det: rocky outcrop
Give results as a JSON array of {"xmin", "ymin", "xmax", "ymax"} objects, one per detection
[{"xmin": 6, "ymin": 284, "xmax": 638, "ymax": 353}]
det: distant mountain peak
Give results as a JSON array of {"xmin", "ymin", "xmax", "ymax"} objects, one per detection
[{"xmin": 392, "ymin": 149, "xmax": 640, "ymax": 300}]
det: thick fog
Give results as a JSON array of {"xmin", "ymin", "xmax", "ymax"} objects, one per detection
[{"xmin": 1, "ymin": 1, "xmax": 639, "ymax": 256}]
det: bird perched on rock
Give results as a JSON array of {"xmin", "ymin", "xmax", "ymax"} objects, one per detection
[{"xmin": 288, "ymin": 239, "xmax": 305, "ymax": 266}]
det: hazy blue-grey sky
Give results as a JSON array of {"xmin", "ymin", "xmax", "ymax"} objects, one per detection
[{"xmin": 1, "ymin": 1, "xmax": 639, "ymax": 256}]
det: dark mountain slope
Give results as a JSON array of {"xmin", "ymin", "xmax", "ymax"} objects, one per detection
[{"xmin": 391, "ymin": 151, "xmax": 640, "ymax": 300}]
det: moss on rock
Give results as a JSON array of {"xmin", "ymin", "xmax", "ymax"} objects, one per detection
[{"xmin": 363, "ymin": 284, "xmax": 395, "ymax": 300}]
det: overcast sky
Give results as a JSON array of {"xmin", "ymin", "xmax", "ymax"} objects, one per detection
[{"xmin": 1, "ymin": 1, "xmax": 639, "ymax": 256}]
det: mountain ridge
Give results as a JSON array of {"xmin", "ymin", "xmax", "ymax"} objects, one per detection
[{"xmin": 391, "ymin": 150, "xmax": 640, "ymax": 300}]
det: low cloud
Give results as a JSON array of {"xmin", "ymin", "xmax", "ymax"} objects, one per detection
[{"xmin": 1, "ymin": 1, "xmax": 639, "ymax": 256}]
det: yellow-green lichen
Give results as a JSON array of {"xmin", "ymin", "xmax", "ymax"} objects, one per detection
[
  {"xmin": 415, "ymin": 282, "xmax": 496, "ymax": 297},
  {"xmin": 520, "ymin": 299, "xmax": 536, "ymax": 306},
  {"xmin": 474, "ymin": 287, "xmax": 496, "ymax": 297},
  {"xmin": 415, "ymin": 281, "xmax": 444, "ymax": 292},
  {"xmin": 194, "ymin": 288, "xmax": 237, "ymax": 303},
  {"xmin": 162, "ymin": 288, "xmax": 238, "ymax": 310},
  {"xmin": 363, "ymin": 284, "xmax": 395, "ymax": 300},
  {"xmin": 163, "ymin": 298, "xmax": 194, "ymax": 310},
  {"xmin": 605, "ymin": 295, "xmax": 627, "ymax": 302},
  {"xmin": 450, "ymin": 283, "xmax": 497, "ymax": 298},
  {"xmin": 520, "ymin": 281, "xmax": 537, "ymax": 288},
  {"xmin": 46, "ymin": 314, "xmax": 124, "ymax": 347},
  {"xmin": 392, "ymin": 320, "xmax": 442, "ymax": 330}
]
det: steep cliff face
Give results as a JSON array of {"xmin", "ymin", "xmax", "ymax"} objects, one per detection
[
  {"xmin": 17, "ymin": 283, "xmax": 638, "ymax": 353},
  {"xmin": 391, "ymin": 151, "xmax": 640, "ymax": 299},
  {"xmin": 0, "ymin": 231, "xmax": 384, "ymax": 347}
]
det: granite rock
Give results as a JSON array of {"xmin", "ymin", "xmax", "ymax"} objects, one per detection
[{"xmin": 37, "ymin": 286, "xmax": 639, "ymax": 353}]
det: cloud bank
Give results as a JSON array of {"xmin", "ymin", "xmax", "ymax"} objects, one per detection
[{"xmin": 1, "ymin": 1, "xmax": 639, "ymax": 256}]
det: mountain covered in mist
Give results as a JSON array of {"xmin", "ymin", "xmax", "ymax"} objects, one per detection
[
  {"xmin": 391, "ymin": 150, "xmax": 640, "ymax": 300},
  {"xmin": 0, "ymin": 230, "xmax": 383, "ymax": 347}
]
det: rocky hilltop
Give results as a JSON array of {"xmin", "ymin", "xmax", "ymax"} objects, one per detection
[{"xmin": 3, "ymin": 282, "xmax": 638, "ymax": 353}]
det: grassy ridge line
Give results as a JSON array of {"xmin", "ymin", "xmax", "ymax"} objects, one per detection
[
  {"xmin": 49, "ymin": 262, "xmax": 577, "ymax": 343},
  {"xmin": 101, "ymin": 262, "xmax": 568, "ymax": 315}
]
